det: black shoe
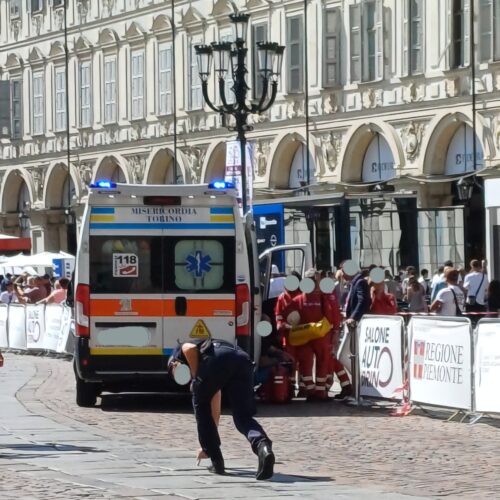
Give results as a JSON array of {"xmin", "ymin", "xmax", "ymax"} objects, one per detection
[
  {"xmin": 256, "ymin": 441, "xmax": 275, "ymax": 480},
  {"xmin": 333, "ymin": 385, "xmax": 353, "ymax": 400},
  {"xmin": 208, "ymin": 458, "xmax": 225, "ymax": 475}
]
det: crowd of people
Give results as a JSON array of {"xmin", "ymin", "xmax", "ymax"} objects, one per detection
[
  {"xmin": 260, "ymin": 258, "xmax": 500, "ymax": 403},
  {"xmin": 0, "ymin": 272, "xmax": 69, "ymax": 306}
]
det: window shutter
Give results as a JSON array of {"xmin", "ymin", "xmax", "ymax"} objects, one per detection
[
  {"xmin": 494, "ymin": 0, "xmax": 500, "ymax": 59},
  {"xmin": 324, "ymin": 8, "xmax": 341, "ymax": 86},
  {"xmin": 350, "ymin": 4, "xmax": 362, "ymax": 82},
  {"xmin": 375, "ymin": 0, "xmax": 384, "ymax": 80},
  {"xmin": 463, "ymin": 0, "xmax": 471, "ymax": 66},
  {"xmin": 479, "ymin": 0, "xmax": 493, "ymax": 62},
  {"xmin": 446, "ymin": 0, "xmax": 453, "ymax": 68},
  {"xmin": 411, "ymin": 0, "xmax": 424, "ymax": 74},
  {"xmin": 403, "ymin": 0, "xmax": 409, "ymax": 76},
  {"xmin": 287, "ymin": 16, "xmax": 304, "ymax": 93},
  {"xmin": 0, "ymin": 82, "xmax": 10, "ymax": 138},
  {"xmin": 11, "ymin": 80, "xmax": 23, "ymax": 139}
]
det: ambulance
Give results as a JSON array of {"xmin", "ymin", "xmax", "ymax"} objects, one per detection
[{"xmin": 73, "ymin": 180, "xmax": 311, "ymax": 407}]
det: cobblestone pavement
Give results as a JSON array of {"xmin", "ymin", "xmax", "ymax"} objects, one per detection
[{"xmin": 1, "ymin": 353, "xmax": 499, "ymax": 499}]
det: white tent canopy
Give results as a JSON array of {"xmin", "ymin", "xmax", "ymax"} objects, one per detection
[{"xmin": 0, "ymin": 251, "xmax": 75, "ymax": 275}]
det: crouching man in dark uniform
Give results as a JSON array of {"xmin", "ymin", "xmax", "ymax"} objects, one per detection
[{"xmin": 169, "ymin": 338, "xmax": 275, "ymax": 480}]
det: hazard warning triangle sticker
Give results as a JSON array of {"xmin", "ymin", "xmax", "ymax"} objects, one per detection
[{"xmin": 190, "ymin": 319, "xmax": 211, "ymax": 339}]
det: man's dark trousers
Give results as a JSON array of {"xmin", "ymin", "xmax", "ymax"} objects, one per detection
[{"xmin": 192, "ymin": 343, "xmax": 270, "ymax": 461}]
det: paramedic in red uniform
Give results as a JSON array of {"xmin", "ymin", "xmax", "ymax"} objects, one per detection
[
  {"xmin": 320, "ymin": 271, "xmax": 353, "ymax": 399},
  {"xmin": 284, "ymin": 269, "xmax": 340, "ymax": 401},
  {"xmin": 274, "ymin": 271, "xmax": 303, "ymax": 395}
]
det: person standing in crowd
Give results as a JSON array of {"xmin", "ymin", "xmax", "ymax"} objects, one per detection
[
  {"xmin": 384, "ymin": 270, "xmax": 400, "ymax": 300},
  {"xmin": 284, "ymin": 269, "xmax": 340, "ymax": 401},
  {"xmin": 275, "ymin": 271, "xmax": 303, "ymax": 394},
  {"xmin": 402, "ymin": 266, "xmax": 417, "ymax": 296},
  {"xmin": 0, "ymin": 281, "xmax": 17, "ymax": 304},
  {"xmin": 320, "ymin": 270, "xmax": 352, "ymax": 400},
  {"xmin": 405, "ymin": 277, "xmax": 428, "ymax": 313},
  {"xmin": 334, "ymin": 267, "xmax": 350, "ymax": 308},
  {"xmin": 430, "ymin": 268, "xmax": 465, "ymax": 316},
  {"xmin": 37, "ymin": 278, "xmax": 69, "ymax": 305},
  {"xmin": 14, "ymin": 276, "xmax": 48, "ymax": 304},
  {"xmin": 418, "ymin": 269, "xmax": 430, "ymax": 296},
  {"xmin": 0, "ymin": 273, "xmax": 12, "ymax": 292},
  {"xmin": 370, "ymin": 278, "xmax": 397, "ymax": 315},
  {"xmin": 343, "ymin": 264, "xmax": 371, "ymax": 327},
  {"xmin": 41, "ymin": 274, "xmax": 52, "ymax": 296},
  {"xmin": 463, "ymin": 259, "xmax": 488, "ymax": 313},
  {"xmin": 168, "ymin": 339, "xmax": 275, "ymax": 480},
  {"xmin": 431, "ymin": 261, "xmax": 454, "ymax": 302},
  {"xmin": 486, "ymin": 280, "xmax": 500, "ymax": 313}
]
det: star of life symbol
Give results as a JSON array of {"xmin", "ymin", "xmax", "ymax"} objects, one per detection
[
  {"xmin": 186, "ymin": 251, "xmax": 212, "ymax": 278},
  {"xmin": 413, "ymin": 340, "xmax": 425, "ymax": 380}
]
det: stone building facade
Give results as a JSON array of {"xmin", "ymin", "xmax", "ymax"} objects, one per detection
[{"xmin": 1, "ymin": 0, "xmax": 500, "ymax": 276}]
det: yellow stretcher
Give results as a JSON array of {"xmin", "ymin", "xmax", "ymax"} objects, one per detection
[{"xmin": 288, "ymin": 317, "xmax": 332, "ymax": 346}]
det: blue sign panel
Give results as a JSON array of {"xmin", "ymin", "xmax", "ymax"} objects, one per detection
[{"xmin": 253, "ymin": 204, "xmax": 285, "ymax": 272}]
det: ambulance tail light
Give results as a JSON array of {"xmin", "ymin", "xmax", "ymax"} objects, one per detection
[
  {"xmin": 75, "ymin": 284, "xmax": 90, "ymax": 337},
  {"xmin": 236, "ymin": 284, "xmax": 250, "ymax": 337}
]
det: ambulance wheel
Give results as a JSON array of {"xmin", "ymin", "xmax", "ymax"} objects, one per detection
[{"xmin": 76, "ymin": 377, "xmax": 99, "ymax": 407}]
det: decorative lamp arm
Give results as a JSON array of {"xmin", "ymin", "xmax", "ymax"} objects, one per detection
[
  {"xmin": 257, "ymin": 81, "xmax": 278, "ymax": 113},
  {"xmin": 201, "ymin": 82, "xmax": 221, "ymax": 113}
]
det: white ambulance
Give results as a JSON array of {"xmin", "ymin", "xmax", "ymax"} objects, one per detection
[{"xmin": 74, "ymin": 180, "xmax": 311, "ymax": 407}]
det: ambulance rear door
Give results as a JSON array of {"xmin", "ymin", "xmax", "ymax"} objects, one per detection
[
  {"xmin": 161, "ymin": 204, "xmax": 238, "ymax": 356},
  {"xmin": 87, "ymin": 204, "xmax": 167, "ymax": 374}
]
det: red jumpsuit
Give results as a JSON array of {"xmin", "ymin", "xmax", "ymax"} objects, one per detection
[
  {"xmin": 275, "ymin": 289, "xmax": 300, "ymax": 393},
  {"xmin": 284, "ymin": 291, "xmax": 340, "ymax": 399},
  {"xmin": 323, "ymin": 292, "xmax": 351, "ymax": 393}
]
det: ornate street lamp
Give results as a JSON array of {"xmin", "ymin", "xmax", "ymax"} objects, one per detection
[
  {"xmin": 456, "ymin": 176, "xmax": 475, "ymax": 203},
  {"xmin": 195, "ymin": 13, "xmax": 284, "ymax": 213},
  {"xmin": 18, "ymin": 212, "xmax": 30, "ymax": 231}
]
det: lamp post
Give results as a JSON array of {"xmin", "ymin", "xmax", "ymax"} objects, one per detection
[
  {"xmin": 63, "ymin": 0, "xmax": 77, "ymax": 256},
  {"xmin": 195, "ymin": 13, "xmax": 284, "ymax": 214}
]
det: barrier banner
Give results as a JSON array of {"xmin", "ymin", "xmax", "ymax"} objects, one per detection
[
  {"xmin": 0, "ymin": 304, "xmax": 8, "ymax": 348},
  {"xmin": 357, "ymin": 315, "xmax": 404, "ymax": 400},
  {"xmin": 56, "ymin": 306, "xmax": 73, "ymax": 354},
  {"xmin": 26, "ymin": 304, "xmax": 46, "ymax": 350},
  {"xmin": 409, "ymin": 317, "xmax": 472, "ymax": 410},
  {"xmin": 8, "ymin": 304, "xmax": 27, "ymax": 350},
  {"xmin": 474, "ymin": 319, "xmax": 500, "ymax": 414},
  {"xmin": 44, "ymin": 305, "xmax": 64, "ymax": 352}
]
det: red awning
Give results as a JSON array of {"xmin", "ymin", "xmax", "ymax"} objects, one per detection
[{"xmin": 0, "ymin": 236, "xmax": 31, "ymax": 252}]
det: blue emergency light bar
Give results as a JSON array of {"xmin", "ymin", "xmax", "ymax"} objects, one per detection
[
  {"xmin": 90, "ymin": 179, "xmax": 117, "ymax": 189},
  {"xmin": 208, "ymin": 180, "xmax": 235, "ymax": 190}
]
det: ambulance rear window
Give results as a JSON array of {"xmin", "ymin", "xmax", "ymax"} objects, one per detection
[
  {"xmin": 169, "ymin": 237, "xmax": 235, "ymax": 293},
  {"xmin": 89, "ymin": 236, "xmax": 163, "ymax": 294}
]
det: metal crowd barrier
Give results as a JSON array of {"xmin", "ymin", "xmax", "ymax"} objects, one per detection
[
  {"xmin": 338, "ymin": 314, "xmax": 500, "ymax": 423},
  {"xmin": 0, "ymin": 303, "xmax": 74, "ymax": 355}
]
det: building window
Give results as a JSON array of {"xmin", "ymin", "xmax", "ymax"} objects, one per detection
[
  {"xmin": 80, "ymin": 62, "xmax": 91, "ymax": 127},
  {"xmin": 479, "ymin": 0, "xmax": 500, "ymax": 62},
  {"xmin": 10, "ymin": 0, "xmax": 21, "ymax": 18},
  {"xmin": 403, "ymin": 0, "xmax": 424, "ymax": 75},
  {"xmin": 350, "ymin": 0, "xmax": 383, "ymax": 83},
  {"xmin": 324, "ymin": 8, "xmax": 341, "ymax": 87},
  {"xmin": 30, "ymin": 0, "xmax": 44, "ymax": 13},
  {"xmin": 450, "ymin": 0, "xmax": 471, "ymax": 69},
  {"xmin": 32, "ymin": 72, "xmax": 44, "ymax": 135},
  {"xmin": 11, "ymin": 79, "xmax": 22, "ymax": 140},
  {"xmin": 104, "ymin": 56, "xmax": 117, "ymax": 124},
  {"xmin": 287, "ymin": 15, "xmax": 304, "ymax": 93},
  {"xmin": 54, "ymin": 67, "xmax": 66, "ymax": 132},
  {"xmin": 189, "ymin": 41, "xmax": 202, "ymax": 110},
  {"xmin": 252, "ymin": 23, "xmax": 268, "ymax": 98},
  {"xmin": 131, "ymin": 50, "xmax": 145, "ymax": 120},
  {"xmin": 158, "ymin": 43, "xmax": 173, "ymax": 116}
]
